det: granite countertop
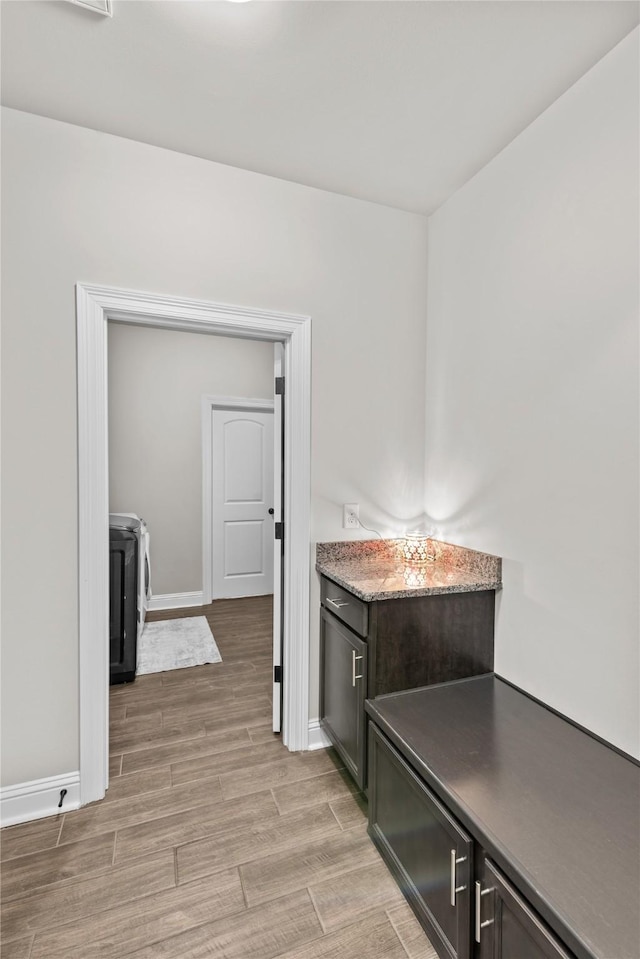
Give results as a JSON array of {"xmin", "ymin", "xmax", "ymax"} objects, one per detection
[{"xmin": 316, "ymin": 538, "xmax": 502, "ymax": 601}]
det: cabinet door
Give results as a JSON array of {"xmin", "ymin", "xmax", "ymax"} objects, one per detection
[
  {"xmin": 368, "ymin": 723, "xmax": 472, "ymax": 959},
  {"xmin": 319, "ymin": 608, "xmax": 367, "ymax": 789},
  {"xmin": 476, "ymin": 859, "xmax": 575, "ymax": 959}
]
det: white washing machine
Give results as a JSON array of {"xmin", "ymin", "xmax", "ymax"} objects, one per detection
[{"xmin": 109, "ymin": 513, "xmax": 151, "ymax": 639}]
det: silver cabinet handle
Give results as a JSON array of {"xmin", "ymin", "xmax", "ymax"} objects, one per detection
[
  {"xmin": 352, "ymin": 650, "xmax": 363, "ymax": 686},
  {"xmin": 327, "ymin": 597, "xmax": 349, "ymax": 610},
  {"xmin": 475, "ymin": 881, "xmax": 494, "ymax": 942},
  {"xmin": 450, "ymin": 849, "xmax": 467, "ymax": 906}
]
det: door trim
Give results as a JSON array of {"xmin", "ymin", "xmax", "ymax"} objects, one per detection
[
  {"xmin": 202, "ymin": 395, "xmax": 275, "ymax": 605},
  {"xmin": 77, "ymin": 284, "xmax": 311, "ymax": 807}
]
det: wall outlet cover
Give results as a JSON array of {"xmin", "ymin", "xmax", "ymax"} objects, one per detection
[{"xmin": 343, "ymin": 503, "xmax": 360, "ymax": 529}]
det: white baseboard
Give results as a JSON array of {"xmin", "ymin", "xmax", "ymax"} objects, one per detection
[
  {"xmin": 148, "ymin": 591, "xmax": 204, "ymax": 611},
  {"xmin": 307, "ymin": 719, "xmax": 331, "ymax": 750},
  {"xmin": 1, "ymin": 772, "xmax": 80, "ymax": 827}
]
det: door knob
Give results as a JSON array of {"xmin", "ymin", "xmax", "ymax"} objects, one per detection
[{"xmin": 268, "ymin": 508, "xmax": 274, "ymax": 515}]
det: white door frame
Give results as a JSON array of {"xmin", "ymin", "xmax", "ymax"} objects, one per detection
[
  {"xmin": 77, "ymin": 284, "xmax": 311, "ymax": 806},
  {"xmin": 202, "ymin": 395, "xmax": 275, "ymax": 605}
]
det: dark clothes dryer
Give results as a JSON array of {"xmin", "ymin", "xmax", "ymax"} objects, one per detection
[{"xmin": 109, "ymin": 525, "xmax": 138, "ymax": 684}]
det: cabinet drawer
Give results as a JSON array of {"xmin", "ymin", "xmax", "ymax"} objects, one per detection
[{"xmin": 321, "ymin": 576, "xmax": 368, "ymax": 637}]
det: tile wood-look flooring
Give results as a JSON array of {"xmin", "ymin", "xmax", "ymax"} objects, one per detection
[{"xmin": 1, "ymin": 596, "xmax": 437, "ymax": 959}]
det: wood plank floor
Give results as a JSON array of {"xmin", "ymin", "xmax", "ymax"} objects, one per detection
[{"xmin": 1, "ymin": 596, "xmax": 437, "ymax": 959}]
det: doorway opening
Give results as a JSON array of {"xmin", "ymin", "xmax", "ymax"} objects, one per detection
[
  {"xmin": 77, "ymin": 284, "xmax": 311, "ymax": 807},
  {"xmin": 201, "ymin": 393, "xmax": 283, "ymax": 732}
]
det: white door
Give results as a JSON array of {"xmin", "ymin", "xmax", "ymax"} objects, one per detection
[
  {"xmin": 272, "ymin": 344, "xmax": 284, "ymax": 733},
  {"xmin": 211, "ymin": 409, "xmax": 274, "ymax": 599}
]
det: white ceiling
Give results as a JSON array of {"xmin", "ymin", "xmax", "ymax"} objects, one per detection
[{"xmin": 1, "ymin": 0, "xmax": 638, "ymax": 214}]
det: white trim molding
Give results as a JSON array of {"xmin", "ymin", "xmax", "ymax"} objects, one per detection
[
  {"xmin": 77, "ymin": 284, "xmax": 311, "ymax": 807},
  {"xmin": 201, "ymin": 395, "xmax": 275, "ymax": 607},
  {"xmin": 148, "ymin": 591, "xmax": 205, "ymax": 612},
  {"xmin": 1, "ymin": 772, "xmax": 80, "ymax": 828},
  {"xmin": 68, "ymin": 0, "xmax": 112, "ymax": 16},
  {"xmin": 307, "ymin": 720, "xmax": 331, "ymax": 751}
]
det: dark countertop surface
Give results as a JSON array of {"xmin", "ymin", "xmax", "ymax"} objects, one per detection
[
  {"xmin": 316, "ymin": 539, "xmax": 502, "ymax": 601},
  {"xmin": 366, "ymin": 675, "xmax": 640, "ymax": 959}
]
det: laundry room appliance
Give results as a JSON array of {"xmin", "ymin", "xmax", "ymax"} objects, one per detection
[{"xmin": 109, "ymin": 513, "xmax": 151, "ymax": 684}]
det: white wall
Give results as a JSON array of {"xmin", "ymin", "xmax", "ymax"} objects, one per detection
[
  {"xmin": 0, "ymin": 108, "xmax": 428, "ymax": 786},
  {"xmin": 424, "ymin": 31, "xmax": 639, "ymax": 757},
  {"xmin": 108, "ymin": 324, "xmax": 273, "ymax": 596}
]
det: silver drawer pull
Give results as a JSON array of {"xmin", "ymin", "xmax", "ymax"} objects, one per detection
[
  {"xmin": 327, "ymin": 597, "xmax": 349, "ymax": 610},
  {"xmin": 475, "ymin": 881, "xmax": 494, "ymax": 942},
  {"xmin": 450, "ymin": 850, "xmax": 467, "ymax": 906},
  {"xmin": 352, "ymin": 650, "xmax": 363, "ymax": 686}
]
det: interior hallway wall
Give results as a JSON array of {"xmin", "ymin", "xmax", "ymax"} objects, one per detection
[
  {"xmin": 108, "ymin": 324, "xmax": 273, "ymax": 597},
  {"xmin": 0, "ymin": 107, "xmax": 428, "ymax": 786},
  {"xmin": 423, "ymin": 30, "xmax": 639, "ymax": 756}
]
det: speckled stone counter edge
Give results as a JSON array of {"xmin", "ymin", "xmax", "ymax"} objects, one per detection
[{"xmin": 316, "ymin": 538, "xmax": 502, "ymax": 602}]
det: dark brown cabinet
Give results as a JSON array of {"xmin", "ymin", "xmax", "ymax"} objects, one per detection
[
  {"xmin": 368, "ymin": 721, "xmax": 576, "ymax": 959},
  {"xmin": 476, "ymin": 859, "xmax": 573, "ymax": 959},
  {"xmin": 319, "ymin": 607, "xmax": 368, "ymax": 788},
  {"xmin": 366, "ymin": 677, "xmax": 639, "ymax": 959},
  {"xmin": 369, "ymin": 722, "xmax": 473, "ymax": 959},
  {"xmin": 319, "ymin": 574, "xmax": 495, "ymax": 790}
]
